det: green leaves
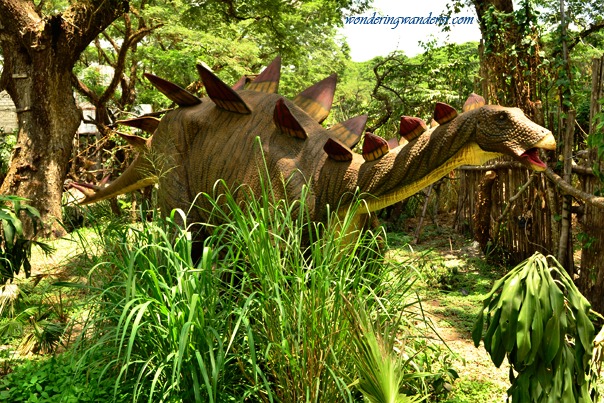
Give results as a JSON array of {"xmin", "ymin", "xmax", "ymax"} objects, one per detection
[
  {"xmin": 473, "ymin": 252, "xmax": 596, "ymax": 402},
  {"xmin": 0, "ymin": 195, "xmax": 53, "ymax": 284},
  {"xmin": 0, "ymin": 354, "xmax": 118, "ymax": 402}
]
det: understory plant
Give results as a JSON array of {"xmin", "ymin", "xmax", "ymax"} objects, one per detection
[
  {"xmin": 0, "ymin": 195, "xmax": 53, "ymax": 284},
  {"xmin": 473, "ymin": 252, "xmax": 596, "ymax": 402},
  {"xmin": 68, "ymin": 177, "xmax": 456, "ymax": 402}
]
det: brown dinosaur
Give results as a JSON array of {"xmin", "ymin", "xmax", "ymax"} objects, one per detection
[{"xmin": 73, "ymin": 57, "xmax": 556, "ymax": 231}]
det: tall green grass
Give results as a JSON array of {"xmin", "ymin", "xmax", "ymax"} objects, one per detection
[{"xmin": 72, "ymin": 178, "xmax": 455, "ymax": 402}]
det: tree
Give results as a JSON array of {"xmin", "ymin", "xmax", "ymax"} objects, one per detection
[
  {"xmin": 0, "ymin": 0, "xmax": 128, "ymax": 237},
  {"xmin": 470, "ymin": 0, "xmax": 545, "ymax": 119}
]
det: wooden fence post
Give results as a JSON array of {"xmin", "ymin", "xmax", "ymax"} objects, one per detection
[{"xmin": 557, "ymin": 110, "xmax": 575, "ymax": 272}]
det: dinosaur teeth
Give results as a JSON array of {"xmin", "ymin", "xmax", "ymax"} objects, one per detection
[
  {"xmin": 463, "ymin": 93, "xmax": 486, "ymax": 112},
  {"xmin": 196, "ymin": 64, "xmax": 252, "ymax": 114},
  {"xmin": 362, "ymin": 132, "xmax": 389, "ymax": 162},
  {"xmin": 294, "ymin": 74, "xmax": 337, "ymax": 124},
  {"xmin": 328, "ymin": 114, "xmax": 368, "ymax": 148},
  {"xmin": 399, "ymin": 116, "xmax": 427, "ymax": 141},
  {"xmin": 117, "ymin": 116, "xmax": 161, "ymax": 134},
  {"xmin": 144, "ymin": 73, "xmax": 202, "ymax": 107},
  {"xmin": 324, "ymin": 138, "xmax": 353, "ymax": 161},
  {"xmin": 434, "ymin": 102, "xmax": 458, "ymax": 124},
  {"xmin": 273, "ymin": 98, "xmax": 307, "ymax": 139},
  {"xmin": 248, "ymin": 56, "xmax": 281, "ymax": 94}
]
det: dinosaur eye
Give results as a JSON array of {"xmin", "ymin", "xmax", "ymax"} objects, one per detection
[{"xmin": 498, "ymin": 112, "xmax": 508, "ymax": 121}]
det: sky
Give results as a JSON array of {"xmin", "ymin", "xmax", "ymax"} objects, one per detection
[{"xmin": 341, "ymin": 0, "xmax": 482, "ymax": 61}]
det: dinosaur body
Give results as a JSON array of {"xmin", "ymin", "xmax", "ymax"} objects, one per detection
[{"xmin": 74, "ymin": 57, "xmax": 556, "ymax": 229}]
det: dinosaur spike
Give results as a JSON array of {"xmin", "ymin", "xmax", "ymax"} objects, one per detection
[
  {"xmin": 247, "ymin": 56, "xmax": 281, "ymax": 94},
  {"xmin": 273, "ymin": 98, "xmax": 307, "ymax": 139},
  {"xmin": 324, "ymin": 138, "xmax": 353, "ymax": 161},
  {"xmin": 294, "ymin": 74, "xmax": 337, "ymax": 123},
  {"xmin": 434, "ymin": 102, "xmax": 458, "ymax": 124},
  {"xmin": 117, "ymin": 116, "xmax": 161, "ymax": 134},
  {"xmin": 196, "ymin": 64, "xmax": 251, "ymax": 114},
  {"xmin": 399, "ymin": 116, "xmax": 427, "ymax": 141},
  {"xmin": 463, "ymin": 93, "xmax": 486, "ymax": 112},
  {"xmin": 387, "ymin": 137, "xmax": 400, "ymax": 149},
  {"xmin": 232, "ymin": 75, "xmax": 250, "ymax": 91},
  {"xmin": 116, "ymin": 132, "xmax": 149, "ymax": 151},
  {"xmin": 328, "ymin": 114, "xmax": 368, "ymax": 148},
  {"xmin": 362, "ymin": 132, "xmax": 389, "ymax": 162},
  {"xmin": 144, "ymin": 73, "xmax": 202, "ymax": 107}
]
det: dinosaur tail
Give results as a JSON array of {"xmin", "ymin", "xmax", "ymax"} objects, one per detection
[{"xmin": 72, "ymin": 154, "xmax": 158, "ymax": 205}]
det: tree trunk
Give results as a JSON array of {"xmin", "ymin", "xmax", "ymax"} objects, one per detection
[
  {"xmin": 579, "ymin": 155, "xmax": 604, "ymax": 314},
  {"xmin": 578, "ymin": 56, "xmax": 604, "ymax": 314},
  {"xmin": 0, "ymin": 0, "xmax": 128, "ymax": 238},
  {"xmin": 473, "ymin": 170, "xmax": 497, "ymax": 250},
  {"xmin": 471, "ymin": 0, "xmax": 544, "ymax": 117},
  {"xmin": 0, "ymin": 46, "xmax": 81, "ymax": 238}
]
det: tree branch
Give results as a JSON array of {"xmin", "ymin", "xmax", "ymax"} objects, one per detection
[
  {"xmin": 71, "ymin": 72, "xmax": 99, "ymax": 104},
  {"xmin": 545, "ymin": 168, "xmax": 604, "ymax": 209},
  {"xmin": 493, "ymin": 172, "xmax": 535, "ymax": 244},
  {"xmin": 98, "ymin": 23, "xmax": 162, "ymax": 105},
  {"xmin": 61, "ymin": 1, "xmax": 129, "ymax": 63},
  {"xmin": 567, "ymin": 20, "xmax": 604, "ymax": 53}
]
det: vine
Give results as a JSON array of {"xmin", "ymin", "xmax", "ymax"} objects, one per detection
[{"xmin": 480, "ymin": 0, "xmax": 546, "ymax": 118}]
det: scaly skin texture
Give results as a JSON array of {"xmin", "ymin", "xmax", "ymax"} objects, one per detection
[{"xmin": 74, "ymin": 64, "xmax": 556, "ymax": 230}]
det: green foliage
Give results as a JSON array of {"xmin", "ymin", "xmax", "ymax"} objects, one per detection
[
  {"xmin": 347, "ymin": 305, "xmax": 422, "ymax": 403},
  {"xmin": 587, "ymin": 98, "xmax": 604, "ymax": 191},
  {"xmin": 76, "ymin": 0, "xmax": 368, "ymax": 115},
  {"xmin": 0, "ymin": 128, "xmax": 16, "ymax": 180},
  {"xmin": 0, "ymin": 275, "xmax": 75, "ymax": 356},
  {"xmin": 0, "ymin": 354, "xmax": 124, "ymax": 402},
  {"xmin": 338, "ymin": 42, "xmax": 480, "ymax": 138},
  {"xmin": 0, "ymin": 196, "xmax": 53, "ymax": 284},
  {"xmin": 473, "ymin": 253, "xmax": 596, "ymax": 402},
  {"xmin": 65, "ymin": 172, "xmax": 458, "ymax": 402}
]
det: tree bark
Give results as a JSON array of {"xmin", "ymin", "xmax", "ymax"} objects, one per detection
[
  {"xmin": 577, "ymin": 56, "xmax": 604, "ymax": 314},
  {"xmin": 473, "ymin": 170, "xmax": 497, "ymax": 250},
  {"xmin": 471, "ymin": 0, "xmax": 543, "ymax": 117},
  {"xmin": 0, "ymin": 0, "xmax": 128, "ymax": 237}
]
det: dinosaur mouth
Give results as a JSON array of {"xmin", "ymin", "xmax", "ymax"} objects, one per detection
[{"xmin": 519, "ymin": 148, "xmax": 547, "ymax": 171}]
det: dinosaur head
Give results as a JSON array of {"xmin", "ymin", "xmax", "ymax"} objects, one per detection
[{"xmin": 472, "ymin": 104, "xmax": 556, "ymax": 171}]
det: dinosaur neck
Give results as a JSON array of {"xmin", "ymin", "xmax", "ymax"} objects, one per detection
[
  {"xmin": 350, "ymin": 111, "xmax": 500, "ymax": 214},
  {"xmin": 361, "ymin": 142, "xmax": 500, "ymax": 213}
]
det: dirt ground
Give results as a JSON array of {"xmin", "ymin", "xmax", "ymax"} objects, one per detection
[{"xmin": 386, "ymin": 212, "xmax": 511, "ymax": 401}]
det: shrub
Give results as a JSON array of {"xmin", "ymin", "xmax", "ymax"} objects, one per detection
[
  {"xmin": 0, "ymin": 353, "xmax": 123, "ymax": 402},
  {"xmin": 0, "ymin": 195, "xmax": 53, "ymax": 284},
  {"xmin": 68, "ymin": 179, "xmax": 456, "ymax": 402}
]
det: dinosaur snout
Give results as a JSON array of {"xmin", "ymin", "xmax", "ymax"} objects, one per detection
[{"xmin": 531, "ymin": 131, "xmax": 556, "ymax": 150}]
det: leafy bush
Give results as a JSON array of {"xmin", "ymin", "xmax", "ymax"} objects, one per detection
[
  {"xmin": 0, "ymin": 354, "xmax": 124, "ymax": 402},
  {"xmin": 0, "ymin": 195, "xmax": 53, "ymax": 284},
  {"xmin": 473, "ymin": 253, "xmax": 596, "ymax": 402}
]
